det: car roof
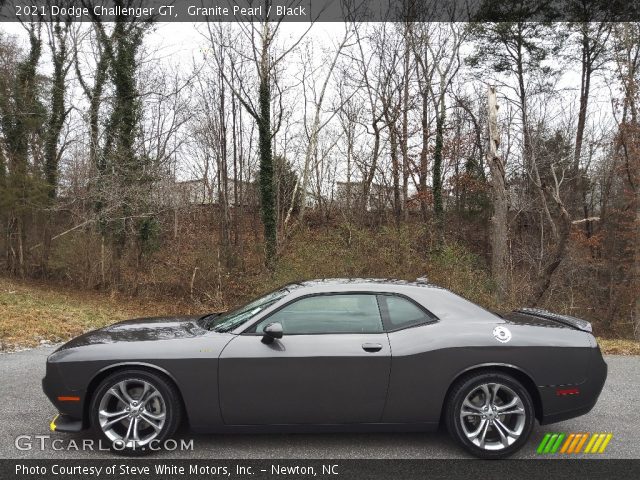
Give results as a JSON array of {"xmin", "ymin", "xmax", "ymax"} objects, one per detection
[
  {"xmin": 229, "ymin": 278, "xmax": 499, "ymax": 334},
  {"xmin": 277, "ymin": 278, "xmax": 499, "ymax": 323},
  {"xmin": 286, "ymin": 278, "xmax": 442, "ymax": 291}
]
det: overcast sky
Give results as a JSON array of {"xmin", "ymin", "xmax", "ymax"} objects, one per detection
[{"xmin": 0, "ymin": 21, "xmax": 618, "ymax": 193}]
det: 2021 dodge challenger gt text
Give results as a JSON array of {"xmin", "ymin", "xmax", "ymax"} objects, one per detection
[{"xmin": 42, "ymin": 279, "xmax": 607, "ymax": 458}]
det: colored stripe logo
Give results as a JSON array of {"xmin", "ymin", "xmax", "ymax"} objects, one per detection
[{"xmin": 537, "ymin": 433, "xmax": 613, "ymax": 454}]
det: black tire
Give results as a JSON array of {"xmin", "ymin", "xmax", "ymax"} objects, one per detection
[
  {"xmin": 90, "ymin": 369, "xmax": 182, "ymax": 455},
  {"xmin": 445, "ymin": 372, "xmax": 535, "ymax": 459}
]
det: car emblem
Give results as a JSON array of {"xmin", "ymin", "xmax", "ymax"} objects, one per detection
[{"xmin": 493, "ymin": 326, "xmax": 512, "ymax": 343}]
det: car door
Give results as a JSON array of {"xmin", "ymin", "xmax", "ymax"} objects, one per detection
[
  {"xmin": 377, "ymin": 293, "xmax": 442, "ymax": 424},
  {"xmin": 218, "ymin": 293, "xmax": 391, "ymax": 425}
]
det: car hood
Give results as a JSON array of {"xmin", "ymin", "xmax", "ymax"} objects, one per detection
[{"xmin": 55, "ymin": 315, "xmax": 210, "ymax": 351}]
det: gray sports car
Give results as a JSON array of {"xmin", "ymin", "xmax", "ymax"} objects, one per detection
[{"xmin": 43, "ymin": 279, "xmax": 607, "ymax": 458}]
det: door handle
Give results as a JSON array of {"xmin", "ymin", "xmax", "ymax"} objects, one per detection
[{"xmin": 362, "ymin": 343, "xmax": 383, "ymax": 352}]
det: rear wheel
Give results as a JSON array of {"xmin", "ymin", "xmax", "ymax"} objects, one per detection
[
  {"xmin": 90, "ymin": 369, "xmax": 181, "ymax": 454},
  {"xmin": 446, "ymin": 372, "xmax": 534, "ymax": 459}
]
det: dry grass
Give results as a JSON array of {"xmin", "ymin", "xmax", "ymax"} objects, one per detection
[
  {"xmin": 597, "ymin": 338, "xmax": 640, "ymax": 356},
  {"xmin": 0, "ymin": 277, "xmax": 176, "ymax": 350},
  {"xmin": 1, "ymin": 275, "xmax": 639, "ymax": 356}
]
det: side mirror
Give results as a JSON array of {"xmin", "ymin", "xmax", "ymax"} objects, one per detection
[{"xmin": 261, "ymin": 322, "xmax": 283, "ymax": 344}]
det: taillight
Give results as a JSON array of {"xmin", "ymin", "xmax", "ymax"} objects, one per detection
[{"xmin": 556, "ymin": 388, "xmax": 580, "ymax": 396}]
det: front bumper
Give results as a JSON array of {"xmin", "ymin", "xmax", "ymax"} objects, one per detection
[
  {"xmin": 49, "ymin": 413, "xmax": 84, "ymax": 432},
  {"xmin": 42, "ymin": 362, "xmax": 87, "ymax": 430}
]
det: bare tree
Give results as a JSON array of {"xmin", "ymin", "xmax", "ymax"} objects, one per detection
[
  {"xmin": 296, "ymin": 24, "xmax": 353, "ymax": 223},
  {"xmin": 205, "ymin": 3, "xmax": 314, "ymax": 267}
]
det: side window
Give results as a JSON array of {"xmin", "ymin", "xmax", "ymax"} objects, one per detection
[
  {"xmin": 381, "ymin": 295, "xmax": 434, "ymax": 330},
  {"xmin": 254, "ymin": 294, "xmax": 383, "ymax": 334}
]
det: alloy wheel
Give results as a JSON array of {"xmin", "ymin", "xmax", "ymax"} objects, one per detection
[
  {"xmin": 459, "ymin": 382, "xmax": 526, "ymax": 451},
  {"xmin": 97, "ymin": 379, "xmax": 166, "ymax": 448}
]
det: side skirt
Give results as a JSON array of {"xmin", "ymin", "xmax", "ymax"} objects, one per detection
[{"xmin": 190, "ymin": 422, "xmax": 439, "ymax": 435}]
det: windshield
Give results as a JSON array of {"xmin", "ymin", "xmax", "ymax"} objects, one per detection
[{"xmin": 202, "ymin": 288, "xmax": 289, "ymax": 333}]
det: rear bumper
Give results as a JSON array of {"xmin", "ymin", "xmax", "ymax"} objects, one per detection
[
  {"xmin": 540, "ymin": 396, "xmax": 600, "ymax": 425},
  {"xmin": 539, "ymin": 347, "xmax": 607, "ymax": 425}
]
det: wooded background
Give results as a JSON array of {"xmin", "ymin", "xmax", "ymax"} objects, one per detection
[{"xmin": 0, "ymin": 2, "xmax": 638, "ymax": 339}]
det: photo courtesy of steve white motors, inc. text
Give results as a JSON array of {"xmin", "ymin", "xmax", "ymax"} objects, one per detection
[{"xmin": 14, "ymin": 463, "xmax": 339, "ymax": 477}]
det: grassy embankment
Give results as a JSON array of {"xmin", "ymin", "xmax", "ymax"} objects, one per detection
[
  {"xmin": 0, "ymin": 277, "xmax": 177, "ymax": 350},
  {"xmin": 1, "ymin": 276, "xmax": 638, "ymax": 354}
]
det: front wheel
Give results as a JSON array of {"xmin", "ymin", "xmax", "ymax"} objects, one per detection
[
  {"xmin": 90, "ymin": 369, "xmax": 182, "ymax": 454},
  {"xmin": 446, "ymin": 372, "xmax": 535, "ymax": 459}
]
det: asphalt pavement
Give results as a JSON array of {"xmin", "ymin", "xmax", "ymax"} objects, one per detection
[{"xmin": 1, "ymin": 346, "xmax": 638, "ymax": 459}]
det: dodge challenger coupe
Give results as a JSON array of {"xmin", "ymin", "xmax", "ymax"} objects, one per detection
[{"xmin": 43, "ymin": 279, "xmax": 607, "ymax": 458}]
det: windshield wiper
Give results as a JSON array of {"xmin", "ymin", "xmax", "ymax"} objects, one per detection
[
  {"xmin": 199, "ymin": 313, "xmax": 222, "ymax": 330},
  {"xmin": 211, "ymin": 319, "xmax": 241, "ymax": 333}
]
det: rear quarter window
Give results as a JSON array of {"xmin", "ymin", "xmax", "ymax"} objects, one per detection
[{"xmin": 380, "ymin": 294, "xmax": 436, "ymax": 330}]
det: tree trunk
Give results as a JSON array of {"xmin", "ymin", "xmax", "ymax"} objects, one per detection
[
  {"xmin": 389, "ymin": 122, "xmax": 401, "ymax": 227},
  {"xmin": 573, "ymin": 23, "xmax": 595, "ymax": 235},
  {"xmin": 433, "ymin": 96, "xmax": 445, "ymax": 220},
  {"xmin": 418, "ymin": 90, "xmax": 429, "ymax": 223},
  {"xmin": 530, "ymin": 203, "xmax": 571, "ymax": 305},
  {"xmin": 218, "ymin": 53, "xmax": 231, "ymax": 257},
  {"xmin": 363, "ymin": 119, "xmax": 381, "ymax": 213},
  {"xmin": 487, "ymin": 86, "xmax": 510, "ymax": 301},
  {"xmin": 258, "ymin": 58, "xmax": 276, "ymax": 268},
  {"xmin": 401, "ymin": 34, "xmax": 410, "ymax": 221}
]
